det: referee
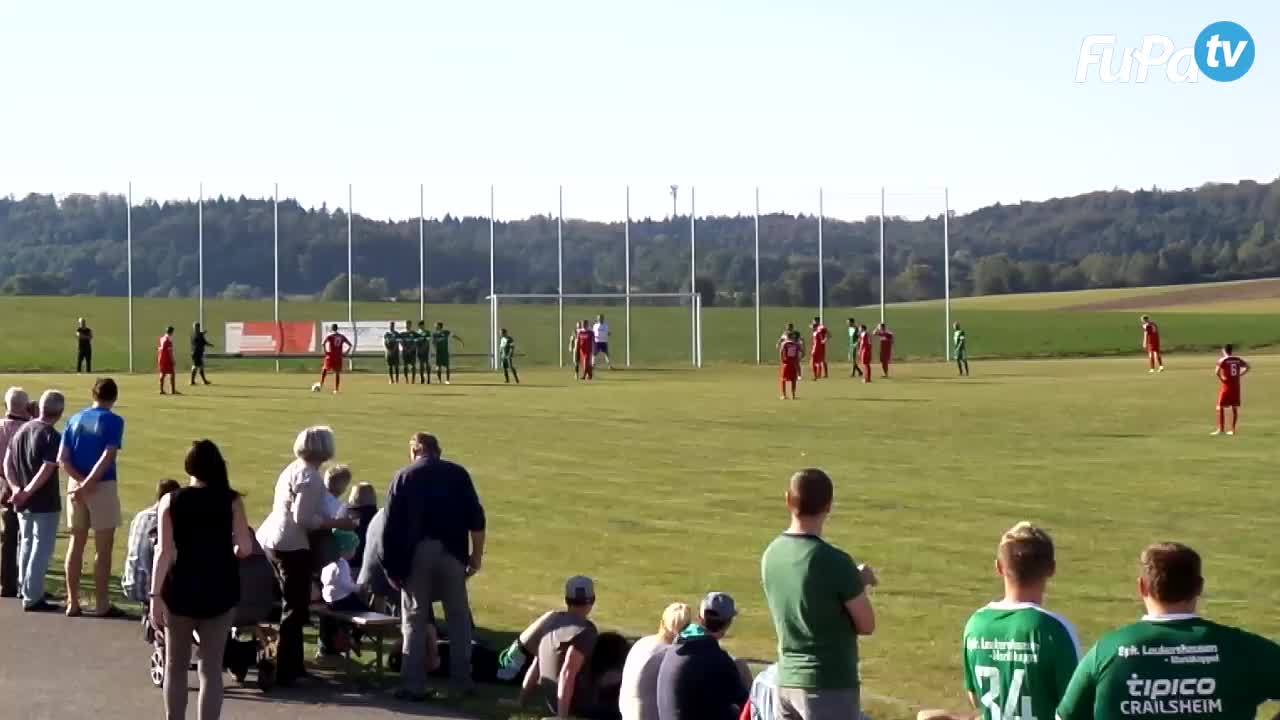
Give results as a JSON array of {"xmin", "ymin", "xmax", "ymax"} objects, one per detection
[
  {"xmin": 75, "ymin": 318, "xmax": 93, "ymax": 373},
  {"xmin": 190, "ymin": 322, "xmax": 213, "ymax": 385}
]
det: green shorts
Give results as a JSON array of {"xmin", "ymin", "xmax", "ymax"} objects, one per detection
[
  {"xmin": 385, "ymin": 353, "xmax": 400, "ymax": 366},
  {"xmin": 501, "ymin": 357, "xmax": 515, "ymax": 369},
  {"xmin": 435, "ymin": 354, "xmax": 450, "ymax": 368},
  {"xmin": 402, "ymin": 352, "xmax": 417, "ymax": 365},
  {"xmin": 955, "ymin": 349, "xmax": 968, "ymax": 360}
]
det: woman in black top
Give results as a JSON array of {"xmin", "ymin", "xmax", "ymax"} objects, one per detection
[{"xmin": 150, "ymin": 440, "xmax": 253, "ymax": 720}]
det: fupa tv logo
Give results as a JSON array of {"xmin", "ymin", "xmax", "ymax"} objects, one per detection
[{"xmin": 1076, "ymin": 21, "xmax": 1255, "ymax": 83}]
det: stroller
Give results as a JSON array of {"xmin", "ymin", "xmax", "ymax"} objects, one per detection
[{"xmin": 144, "ymin": 543, "xmax": 282, "ymax": 691}]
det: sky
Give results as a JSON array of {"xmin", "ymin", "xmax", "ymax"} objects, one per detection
[{"xmin": 1, "ymin": 0, "xmax": 1276, "ymax": 221}]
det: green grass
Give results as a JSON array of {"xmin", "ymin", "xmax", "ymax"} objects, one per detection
[
  {"xmin": 3, "ymin": 355, "xmax": 1279, "ymax": 719},
  {"xmin": 5, "ymin": 294, "xmax": 1280, "ymax": 372}
]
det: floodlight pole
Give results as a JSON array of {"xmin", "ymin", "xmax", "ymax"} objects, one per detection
[
  {"xmin": 419, "ymin": 183, "xmax": 425, "ymax": 322},
  {"xmin": 557, "ymin": 185, "xmax": 564, "ymax": 368},
  {"xmin": 817, "ymin": 187, "xmax": 824, "ymax": 323},
  {"xmin": 625, "ymin": 185, "xmax": 632, "ymax": 368},
  {"xmin": 198, "ymin": 182, "xmax": 204, "ymax": 328},
  {"xmin": 347, "ymin": 184, "xmax": 354, "ymax": 369},
  {"xmin": 127, "ymin": 181, "xmax": 134, "ymax": 373},
  {"xmin": 879, "ymin": 186, "xmax": 886, "ymax": 323},
  {"xmin": 754, "ymin": 187, "xmax": 761, "ymax": 365},
  {"xmin": 273, "ymin": 182, "xmax": 280, "ymax": 373},
  {"xmin": 689, "ymin": 186, "xmax": 696, "ymax": 367},
  {"xmin": 489, "ymin": 184, "xmax": 496, "ymax": 370},
  {"xmin": 944, "ymin": 187, "xmax": 951, "ymax": 361}
]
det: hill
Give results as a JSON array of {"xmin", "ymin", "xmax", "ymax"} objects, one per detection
[{"xmin": 2, "ymin": 178, "xmax": 1279, "ymax": 306}]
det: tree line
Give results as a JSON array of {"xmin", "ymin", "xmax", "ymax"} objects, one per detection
[{"xmin": 2, "ymin": 178, "xmax": 1278, "ymax": 305}]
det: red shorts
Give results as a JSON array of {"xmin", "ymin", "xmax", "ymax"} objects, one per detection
[
  {"xmin": 780, "ymin": 363, "xmax": 799, "ymax": 381},
  {"xmin": 158, "ymin": 359, "xmax": 174, "ymax": 374},
  {"xmin": 323, "ymin": 355, "xmax": 343, "ymax": 372},
  {"xmin": 880, "ymin": 350, "xmax": 893, "ymax": 363},
  {"xmin": 858, "ymin": 352, "xmax": 871, "ymax": 365},
  {"xmin": 1217, "ymin": 386, "xmax": 1241, "ymax": 408},
  {"xmin": 1147, "ymin": 341, "xmax": 1161, "ymax": 353},
  {"xmin": 811, "ymin": 348, "xmax": 826, "ymax": 363}
]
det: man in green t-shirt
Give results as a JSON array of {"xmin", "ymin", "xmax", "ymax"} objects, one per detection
[
  {"xmin": 847, "ymin": 318, "xmax": 863, "ymax": 378},
  {"xmin": 761, "ymin": 468, "xmax": 878, "ymax": 720},
  {"xmin": 1057, "ymin": 542, "xmax": 1280, "ymax": 720},
  {"xmin": 954, "ymin": 322, "xmax": 970, "ymax": 377},
  {"xmin": 398, "ymin": 319, "xmax": 418, "ymax": 385},
  {"xmin": 415, "ymin": 320, "xmax": 431, "ymax": 384},
  {"xmin": 499, "ymin": 328, "xmax": 519, "ymax": 385},
  {"xmin": 431, "ymin": 321, "xmax": 464, "ymax": 385},
  {"xmin": 383, "ymin": 321, "xmax": 401, "ymax": 384},
  {"xmin": 959, "ymin": 522, "xmax": 1080, "ymax": 720}
]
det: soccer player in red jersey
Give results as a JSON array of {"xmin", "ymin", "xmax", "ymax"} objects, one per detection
[
  {"xmin": 157, "ymin": 325, "xmax": 177, "ymax": 395},
  {"xmin": 874, "ymin": 322, "xmax": 895, "ymax": 378},
  {"xmin": 1140, "ymin": 315, "xmax": 1164, "ymax": 373},
  {"xmin": 809, "ymin": 316, "xmax": 829, "ymax": 380},
  {"xmin": 779, "ymin": 333, "xmax": 802, "ymax": 399},
  {"xmin": 319, "ymin": 324, "xmax": 353, "ymax": 394},
  {"xmin": 1212, "ymin": 344, "xmax": 1249, "ymax": 436},
  {"xmin": 575, "ymin": 319, "xmax": 595, "ymax": 380},
  {"xmin": 856, "ymin": 324, "xmax": 873, "ymax": 383}
]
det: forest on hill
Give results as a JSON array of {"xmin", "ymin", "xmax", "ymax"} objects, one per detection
[{"xmin": 1, "ymin": 178, "xmax": 1278, "ymax": 306}]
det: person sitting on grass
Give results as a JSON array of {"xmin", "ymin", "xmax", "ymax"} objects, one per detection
[
  {"xmin": 318, "ymin": 528, "xmax": 369, "ymax": 658},
  {"xmin": 619, "ymin": 602, "xmax": 694, "ymax": 720},
  {"xmin": 345, "ymin": 482, "xmax": 377, "ymax": 577},
  {"xmin": 503, "ymin": 576, "xmax": 603, "ymax": 718},
  {"xmin": 122, "ymin": 478, "xmax": 182, "ymax": 603}
]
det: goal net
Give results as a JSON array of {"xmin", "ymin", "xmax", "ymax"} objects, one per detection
[{"xmin": 487, "ymin": 293, "xmax": 703, "ymax": 369}]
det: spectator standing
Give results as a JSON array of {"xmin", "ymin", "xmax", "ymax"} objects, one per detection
[
  {"xmin": 656, "ymin": 592, "xmax": 749, "ymax": 720},
  {"xmin": 256, "ymin": 425, "xmax": 350, "ymax": 686},
  {"xmin": 150, "ymin": 440, "xmax": 254, "ymax": 720},
  {"xmin": 619, "ymin": 602, "xmax": 694, "ymax": 720},
  {"xmin": 762, "ymin": 468, "xmax": 878, "ymax": 720},
  {"xmin": 382, "ymin": 432, "xmax": 486, "ymax": 701},
  {"xmin": 0, "ymin": 387, "xmax": 31, "ymax": 597},
  {"xmin": 76, "ymin": 318, "xmax": 93, "ymax": 373},
  {"xmin": 190, "ymin": 322, "xmax": 213, "ymax": 386},
  {"xmin": 5, "ymin": 390, "xmax": 64, "ymax": 611},
  {"xmin": 60, "ymin": 377, "xmax": 126, "ymax": 617},
  {"xmin": 510, "ymin": 576, "xmax": 600, "ymax": 718}
]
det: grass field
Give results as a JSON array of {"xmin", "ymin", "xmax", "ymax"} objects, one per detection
[
  {"xmin": 2, "ymin": 354, "xmax": 1278, "ymax": 719},
  {"xmin": 5, "ymin": 282, "xmax": 1280, "ymax": 372}
]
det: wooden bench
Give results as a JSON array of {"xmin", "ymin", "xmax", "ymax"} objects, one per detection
[{"xmin": 311, "ymin": 605, "xmax": 401, "ymax": 686}]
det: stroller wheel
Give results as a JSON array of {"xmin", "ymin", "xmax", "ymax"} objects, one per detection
[
  {"xmin": 388, "ymin": 647, "xmax": 402, "ymax": 673},
  {"xmin": 149, "ymin": 647, "xmax": 166, "ymax": 688},
  {"xmin": 256, "ymin": 659, "xmax": 276, "ymax": 692}
]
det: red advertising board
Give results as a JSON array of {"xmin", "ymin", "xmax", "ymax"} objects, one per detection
[{"xmin": 224, "ymin": 321, "xmax": 316, "ymax": 354}]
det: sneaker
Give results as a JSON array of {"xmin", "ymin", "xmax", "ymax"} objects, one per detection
[
  {"xmin": 1158, "ymin": 366, "xmax": 1165, "ymax": 372},
  {"xmin": 1226, "ymin": 431, "xmax": 1235, "ymax": 436},
  {"xmin": 1210, "ymin": 430, "xmax": 1223, "ymax": 436},
  {"xmin": 444, "ymin": 380, "xmax": 451, "ymax": 385},
  {"xmin": 23, "ymin": 599, "xmax": 60, "ymax": 613},
  {"xmin": 1148, "ymin": 369, "xmax": 1156, "ymax": 374}
]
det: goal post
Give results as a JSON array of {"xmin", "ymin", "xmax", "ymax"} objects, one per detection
[{"xmin": 488, "ymin": 292, "xmax": 702, "ymax": 369}]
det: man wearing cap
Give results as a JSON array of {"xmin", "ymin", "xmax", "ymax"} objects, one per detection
[
  {"xmin": 505, "ymin": 576, "xmax": 601, "ymax": 718},
  {"xmin": 656, "ymin": 591, "xmax": 749, "ymax": 720}
]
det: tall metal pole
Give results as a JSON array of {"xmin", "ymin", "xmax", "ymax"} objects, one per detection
[
  {"xmin": 419, "ymin": 183, "xmax": 425, "ymax": 321},
  {"xmin": 273, "ymin": 183, "xmax": 280, "ymax": 373},
  {"xmin": 754, "ymin": 187, "xmax": 761, "ymax": 365},
  {"xmin": 817, "ymin": 187, "xmax": 824, "ymax": 322},
  {"xmin": 347, "ymin": 184, "xmax": 353, "ymax": 365},
  {"xmin": 489, "ymin": 184, "xmax": 496, "ymax": 369},
  {"xmin": 198, "ymin": 182, "xmax": 204, "ymax": 328},
  {"xmin": 625, "ymin": 185, "xmax": 632, "ymax": 368},
  {"xmin": 944, "ymin": 187, "xmax": 952, "ymax": 361},
  {"xmin": 879, "ymin": 186, "xmax": 886, "ymax": 323},
  {"xmin": 557, "ymin": 185, "xmax": 564, "ymax": 368},
  {"xmin": 689, "ymin": 186, "xmax": 697, "ymax": 366},
  {"xmin": 127, "ymin": 182, "xmax": 134, "ymax": 373}
]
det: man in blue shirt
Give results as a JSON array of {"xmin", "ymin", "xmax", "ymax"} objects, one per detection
[{"xmin": 59, "ymin": 378, "xmax": 125, "ymax": 618}]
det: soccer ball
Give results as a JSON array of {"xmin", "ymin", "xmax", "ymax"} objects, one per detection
[{"xmin": 310, "ymin": 382, "xmax": 322, "ymax": 393}]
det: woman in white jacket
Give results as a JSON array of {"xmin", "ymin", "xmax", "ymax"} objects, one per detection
[
  {"xmin": 256, "ymin": 426, "xmax": 352, "ymax": 686},
  {"xmin": 618, "ymin": 602, "xmax": 693, "ymax": 720}
]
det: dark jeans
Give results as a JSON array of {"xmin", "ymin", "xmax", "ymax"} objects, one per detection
[
  {"xmin": 77, "ymin": 345, "xmax": 92, "ymax": 373},
  {"xmin": 319, "ymin": 593, "xmax": 370, "ymax": 654},
  {"xmin": 267, "ymin": 548, "xmax": 313, "ymax": 684},
  {"xmin": 0, "ymin": 505, "xmax": 18, "ymax": 597}
]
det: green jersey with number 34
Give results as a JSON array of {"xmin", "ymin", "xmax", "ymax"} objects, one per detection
[{"xmin": 963, "ymin": 602, "xmax": 1081, "ymax": 720}]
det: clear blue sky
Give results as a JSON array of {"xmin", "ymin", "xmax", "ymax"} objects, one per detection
[{"xmin": 1, "ymin": 0, "xmax": 1275, "ymax": 221}]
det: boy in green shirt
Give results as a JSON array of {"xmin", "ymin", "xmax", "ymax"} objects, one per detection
[
  {"xmin": 1057, "ymin": 542, "xmax": 1280, "ymax": 720},
  {"xmin": 847, "ymin": 318, "xmax": 863, "ymax": 378},
  {"xmin": 431, "ymin": 321, "xmax": 464, "ymax": 385},
  {"xmin": 954, "ymin": 322, "xmax": 970, "ymax": 377},
  {"xmin": 499, "ymin": 329, "xmax": 519, "ymax": 384},
  {"xmin": 383, "ymin": 321, "xmax": 401, "ymax": 384},
  {"xmin": 415, "ymin": 320, "xmax": 431, "ymax": 384},
  {"xmin": 399, "ymin": 319, "xmax": 418, "ymax": 384}
]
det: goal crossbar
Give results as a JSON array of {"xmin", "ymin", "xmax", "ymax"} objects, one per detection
[{"xmin": 487, "ymin": 292, "xmax": 702, "ymax": 369}]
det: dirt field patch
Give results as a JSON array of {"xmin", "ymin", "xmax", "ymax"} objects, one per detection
[{"xmin": 1064, "ymin": 278, "xmax": 1280, "ymax": 312}]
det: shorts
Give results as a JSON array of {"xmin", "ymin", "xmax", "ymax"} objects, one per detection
[
  {"xmin": 402, "ymin": 352, "xmax": 417, "ymax": 365},
  {"xmin": 435, "ymin": 354, "xmax": 450, "ymax": 368},
  {"xmin": 781, "ymin": 363, "xmax": 799, "ymax": 381},
  {"xmin": 1217, "ymin": 387, "xmax": 1241, "ymax": 408},
  {"xmin": 69, "ymin": 480, "xmax": 122, "ymax": 532},
  {"xmin": 858, "ymin": 353, "xmax": 871, "ymax": 365},
  {"xmin": 191, "ymin": 354, "xmax": 205, "ymax": 368},
  {"xmin": 385, "ymin": 353, "xmax": 400, "ymax": 366},
  {"xmin": 1147, "ymin": 342, "xmax": 1161, "ymax": 353},
  {"xmin": 158, "ymin": 354, "xmax": 175, "ymax": 374},
  {"xmin": 955, "ymin": 349, "xmax": 967, "ymax": 360},
  {"xmin": 501, "ymin": 357, "xmax": 515, "ymax": 369},
  {"xmin": 323, "ymin": 356, "xmax": 343, "ymax": 372},
  {"xmin": 595, "ymin": 342, "xmax": 609, "ymax": 354},
  {"xmin": 775, "ymin": 686, "xmax": 860, "ymax": 720},
  {"xmin": 811, "ymin": 348, "xmax": 826, "ymax": 363}
]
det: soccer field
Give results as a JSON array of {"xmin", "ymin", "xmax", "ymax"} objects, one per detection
[{"xmin": 2, "ymin": 354, "xmax": 1277, "ymax": 719}]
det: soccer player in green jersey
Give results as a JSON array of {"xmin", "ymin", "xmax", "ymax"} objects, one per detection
[
  {"xmin": 959, "ymin": 522, "xmax": 1079, "ymax": 720},
  {"xmin": 431, "ymin": 321, "xmax": 464, "ymax": 384},
  {"xmin": 847, "ymin": 318, "xmax": 863, "ymax": 378},
  {"xmin": 499, "ymin": 328, "xmax": 519, "ymax": 384},
  {"xmin": 1057, "ymin": 542, "xmax": 1280, "ymax": 720},
  {"xmin": 398, "ymin": 319, "xmax": 418, "ymax": 385},
  {"xmin": 415, "ymin": 320, "xmax": 431, "ymax": 384},
  {"xmin": 954, "ymin": 322, "xmax": 970, "ymax": 377},
  {"xmin": 383, "ymin": 321, "xmax": 401, "ymax": 384}
]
